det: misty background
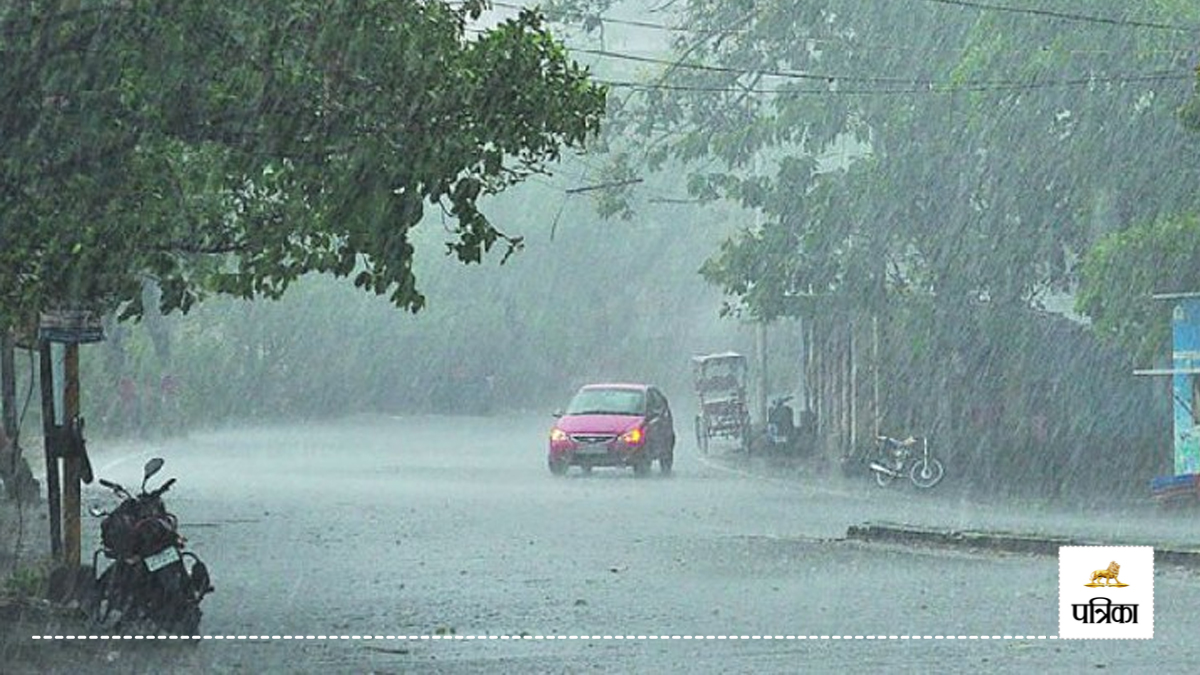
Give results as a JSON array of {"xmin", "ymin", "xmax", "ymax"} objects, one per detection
[{"xmin": 54, "ymin": 182, "xmax": 763, "ymax": 429}]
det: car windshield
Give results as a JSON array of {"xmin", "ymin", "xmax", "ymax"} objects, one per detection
[{"xmin": 565, "ymin": 388, "xmax": 646, "ymax": 416}]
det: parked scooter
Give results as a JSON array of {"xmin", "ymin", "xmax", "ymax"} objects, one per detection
[
  {"xmin": 86, "ymin": 457, "xmax": 213, "ymax": 635},
  {"xmin": 765, "ymin": 395, "xmax": 798, "ymax": 453}
]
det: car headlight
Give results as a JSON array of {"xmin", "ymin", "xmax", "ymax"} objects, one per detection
[
  {"xmin": 550, "ymin": 428, "xmax": 569, "ymax": 442},
  {"xmin": 620, "ymin": 427, "xmax": 644, "ymax": 445}
]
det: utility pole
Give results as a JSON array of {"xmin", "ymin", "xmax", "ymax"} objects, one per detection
[
  {"xmin": 1, "ymin": 329, "xmax": 19, "ymax": 501},
  {"xmin": 40, "ymin": 340, "xmax": 62, "ymax": 558},
  {"xmin": 1, "ymin": 330, "xmax": 14, "ymax": 441},
  {"xmin": 62, "ymin": 342, "xmax": 81, "ymax": 568},
  {"xmin": 752, "ymin": 151, "xmax": 768, "ymax": 428},
  {"xmin": 757, "ymin": 321, "xmax": 768, "ymax": 427},
  {"xmin": 872, "ymin": 314, "xmax": 880, "ymax": 440},
  {"xmin": 38, "ymin": 310, "xmax": 103, "ymax": 574}
]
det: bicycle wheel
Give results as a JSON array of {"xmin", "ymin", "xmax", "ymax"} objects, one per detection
[{"xmin": 909, "ymin": 457, "xmax": 945, "ymax": 489}]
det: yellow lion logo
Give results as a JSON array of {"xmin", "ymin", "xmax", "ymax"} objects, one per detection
[{"xmin": 1089, "ymin": 561, "xmax": 1121, "ymax": 586}]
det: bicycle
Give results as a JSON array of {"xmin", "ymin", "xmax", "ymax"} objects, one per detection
[{"xmin": 867, "ymin": 435, "xmax": 945, "ymax": 489}]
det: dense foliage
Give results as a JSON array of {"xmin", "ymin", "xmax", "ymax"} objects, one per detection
[
  {"xmin": 551, "ymin": 0, "xmax": 1200, "ymax": 324},
  {"xmin": 0, "ymin": 0, "xmax": 606, "ymax": 326},
  {"xmin": 1077, "ymin": 212, "xmax": 1200, "ymax": 363}
]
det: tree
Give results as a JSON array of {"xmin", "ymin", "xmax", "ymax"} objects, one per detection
[
  {"xmin": 0, "ymin": 0, "xmax": 607, "ymax": 326},
  {"xmin": 553, "ymin": 0, "xmax": 1200, "ymax": 319},
  {"xmin": 1075, "ymin": 8, "xmax": 1200, "ymax": 361},
  {"xmin": 1076, "ymin": 213, "xmax": 1200, "ymax": 364}
]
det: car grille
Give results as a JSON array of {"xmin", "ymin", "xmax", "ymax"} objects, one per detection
[{"xmin": 570, "ymin": 433, "xmax": 616, "ymax": 445}]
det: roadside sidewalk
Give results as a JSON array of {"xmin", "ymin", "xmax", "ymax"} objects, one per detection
[
  {"xmin": 0, "ymin": 497, "xmax": 51, "ymax": 584},
  {"xmin": 705, "ymin": 450, "xmax": 1200, "ymax": 563}
]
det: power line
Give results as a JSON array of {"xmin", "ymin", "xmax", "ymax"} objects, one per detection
[
  {"xmin": 578, "ymin": 47, "xmax": 1192, "ymax": 92},
  {"xmin": 597, "ymin": 75, "xmax": 1192, "ymax": 95},
  {"xmin": 564, "ymin": 177, "xmax": 644, "ymax": 194},
  {"xmin": 921, "ymin": 0, "xmax": 1200, "ymax": 33},
  {"xmin": 597, "ymin": 72, "xmax": 1191, "ymax": 95},
  {"xmin": 574, "ymin": 46, "xmax": 913, "ymax": 85},
  {"xmin": 493, "ymin": 1, "xmax": 749, "ymax": 37},
  {"xmin": 509, "ymin": 0, "xmax": 1200, "ymax": 48},
  {"xmin": 484, "ymin": 5, "xmax": 1197, "ymax": 95}
]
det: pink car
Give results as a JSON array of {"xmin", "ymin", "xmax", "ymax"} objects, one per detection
[{"xmin": 548, "ymin": 383, "xmax": 676, "ymax": 476}]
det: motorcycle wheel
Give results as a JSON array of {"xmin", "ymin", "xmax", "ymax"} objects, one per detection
[
  {"xmin": 151, "ymin": 568, "xmax": 204, "ymax": 637},
  {"xmin": 83, "ymin": 567, "xmax": 109, "ymax": 625},
  {"xmin": 92, "ymin": 564, "xmax": 140, "ymax": 628},
  {"xmin": 910, "ymin": 457, "xmax": 945, "ymax": 489},
  {"xmin": 168, "ymin": 604, "xmax": 203, "ymax": 638}
]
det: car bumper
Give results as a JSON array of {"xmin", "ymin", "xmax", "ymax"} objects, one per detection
[{"xmin": 550, "ymin": 444, "xmax": 644, "ymax": 467}]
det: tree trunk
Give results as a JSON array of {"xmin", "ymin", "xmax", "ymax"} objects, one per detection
[{"xmin": 0, "ymin": 331, "xmax": 38, "ymax": 502}]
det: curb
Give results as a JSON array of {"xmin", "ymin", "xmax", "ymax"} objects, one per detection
[{"xmin": 845, "ymin": 522, "xmax": 1200, "ymax": 567}]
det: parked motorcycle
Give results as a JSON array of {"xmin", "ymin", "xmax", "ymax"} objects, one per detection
[
  {"xmin": 86, "ymin": 457, "xmax": 213, "ymax": 635},
  {"xmin": 868, "ymin": 435, "xmax": 945, "ymax": 489}
]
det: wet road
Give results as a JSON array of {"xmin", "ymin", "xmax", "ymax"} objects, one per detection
[{"xmin": 19, "ymin": 415, "xmax": 1200, "ymax": 672}]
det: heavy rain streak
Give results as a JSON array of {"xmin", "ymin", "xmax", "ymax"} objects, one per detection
[{"xmin": 4, "ymin": 1, "xmax": 1200, "ymax": 672}]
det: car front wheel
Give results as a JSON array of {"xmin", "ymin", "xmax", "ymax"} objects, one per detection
[{"xmin": 632, "ymin": 456, "xmax": 652, "ymax": 476}]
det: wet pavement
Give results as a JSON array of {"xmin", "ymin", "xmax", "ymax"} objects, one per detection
[{"xmin": 2, "ymin": 415, "xmax": 1199, "ymax": 673}]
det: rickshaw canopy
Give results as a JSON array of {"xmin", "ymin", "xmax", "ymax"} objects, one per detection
[{"xmin": 691, "ymin": 352, "xmax": 748, "ymax": 393}]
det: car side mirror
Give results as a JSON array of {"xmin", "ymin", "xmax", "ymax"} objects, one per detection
[{"xmin": 552, "ymin": 409, "xmax": 564, "ymax": 418}]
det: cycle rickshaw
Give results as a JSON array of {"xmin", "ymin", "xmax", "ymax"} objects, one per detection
[{"xmin": 691, "ymin": 352, "xmax": 752, "ymax": 454}]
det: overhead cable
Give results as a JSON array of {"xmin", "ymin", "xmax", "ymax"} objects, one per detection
[
  {"xmin": 577, "ymin": 48, "xmax": 1192, "ymax": 92},
  {"xmin": 922, "ymin": 0, "xmax": 1200, "ymax": 33}
]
